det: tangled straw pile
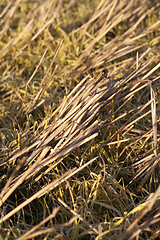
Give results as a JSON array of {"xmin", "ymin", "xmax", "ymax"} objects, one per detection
[{"xmin": 0, "ymin": 0, "xmax": 160, "ymax": 239}]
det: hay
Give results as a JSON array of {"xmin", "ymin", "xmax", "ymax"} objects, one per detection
[{"xmin": 0, "ymin": 0, "xmax": 160, "ymax": 239}]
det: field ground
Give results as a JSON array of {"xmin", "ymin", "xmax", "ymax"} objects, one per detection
[{"xmin": 0, "ymin": 0, "xmax": 160, "ymax": 239}]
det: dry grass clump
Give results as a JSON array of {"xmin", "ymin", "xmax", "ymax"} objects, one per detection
[{"xmin": 0, "ymin": 0, "xmax": 160, "ymax": 239}]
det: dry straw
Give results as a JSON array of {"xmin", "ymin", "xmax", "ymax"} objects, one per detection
[{"xmin": 0, "ymin": 0, "xmax": 160, "ymax": 239}]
